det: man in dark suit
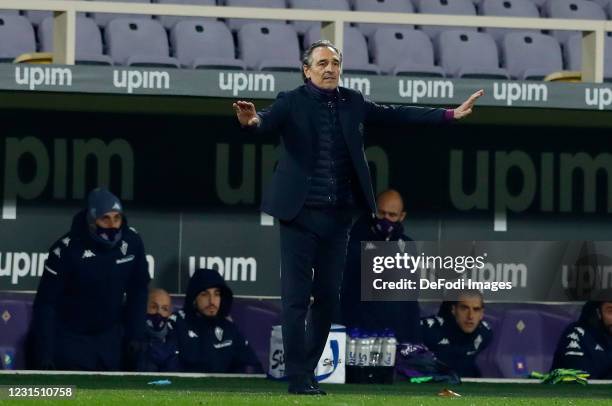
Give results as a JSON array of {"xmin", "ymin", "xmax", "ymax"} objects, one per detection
[{"xmin": 233, "ymin": 40, "xmax": 483, "ymax": 395}]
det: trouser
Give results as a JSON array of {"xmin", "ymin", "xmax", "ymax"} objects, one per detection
[
  {"xmin": 54, "ymin": 324, "xmax": 123, "ymax": 371},
  {"xmin": 279, "ymin": 207, "xmax": 352, "ymax": 382}
]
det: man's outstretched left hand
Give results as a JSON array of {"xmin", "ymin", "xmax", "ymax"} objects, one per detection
[{"xmin": 453, "ymin": 89, "xmax": 485, "ymax": 120}]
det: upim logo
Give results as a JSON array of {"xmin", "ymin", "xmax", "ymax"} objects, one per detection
[
  {"xmin": 189, "ymin": 256, "xmax": 257, "ymax": 282},
  {"xmin": 398, "ymin": 79, "xmax": 454, "ymax": 103},
  {"xmin": 0, "ymin": 252, "xmax": 156, "ymax": 285},
  {"xmin": 219, "ymin": 72, "xmax": 275, "ymax": 96},
  {"xmin": 0, "ymin": 252, "xmax": 48, "ymax": 285},
  {"xmin": 585, "ymin": 87, "xmax": 612, "ymax": 110},
  {"xmin": 113, "ymin": 70, "xmax": 170, "ymax": 94},
  {"xmin": 339, "ymin": 76, "xmax": 371, "ymax": 96},
  {"xmin": 493, "ymin": 82, "xmax": 548, "ymax": 106},
  {"xmin": 15, "ymin": 66, "xmax": 72, "ymax": 90}
]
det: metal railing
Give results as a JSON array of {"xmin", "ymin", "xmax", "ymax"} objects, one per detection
[{"xmin": 1, "ymin": 0, "xmax": 610, "ymax": 82}]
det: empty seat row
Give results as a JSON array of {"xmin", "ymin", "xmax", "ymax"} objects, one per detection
[
  {"xmin": 3, "ymin": 0, "xmax": 612, "ymax": 35},
  {"xmin": 3, "ymin": 13, "xmax": 611, "ymax": 80}
]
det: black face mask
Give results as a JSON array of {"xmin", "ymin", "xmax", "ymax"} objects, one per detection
[
  {"xmin": 146, "ymin": 313, "xmax": 168, "ymax": 332},
  {"xmin": 372, "ymin": 217, "xmax": 404, "ymax": 241},
  {"xmin": 89, "ymin": 225, "xmax": 122, "ymax": 247}
]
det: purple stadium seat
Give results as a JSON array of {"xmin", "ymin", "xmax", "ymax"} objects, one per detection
[
  {"xmin": 353, "ymin": 0, "xmax": 415, "ymax": 38},
  {"xmin": 156, "ymin": 0, "xmax": 217, "ymax": 30},
  {"xmin": 415, "ymin": 0, "xmax": 477, "ymax": 40},
  {"xmin": 543, "ymin": 0, "xmax": 606, "ymax": 44},
  {"xmin": 289, "ymin": 0, "xmax": 350, "ymax": 35},
  {"xmin": 91, "ymin": 0, "xmax": 152, "ymax": 28},
  {"xmin": 479, "ymin": 0, "xmax": 541, "ymax": 44},
  {"xmin": 0, "ymin": 300, "xmax": 32, "ymax": 370},
  {"xmin": 502, "ymin": 32, "xmax": 563, "ymax": 79},
  {"xmin": 489, "ymin": 309, "xmax": 571, "ymax": 377},
  {"xmin": 0, "ymin": 10, "xmax": 19, "ymax": 16},
  {"xmin": 105, "ymin": 18, "xmax": 180, "ymax": 67},
  {"xmin": 238, "ymin": 23, "xmax": 300, "ymax": 71},
  {"xmin": 437, "ymin": 30, "xmax": 509, "ymax": 78},
  {"xmin": 225, "ymin": 0, "xmax": 287, "ymax": 32},
  {"xmin": 304, "ymin": 25, "xmax": 380, "ymax": 74},
  {"xmin": 171, "ymin": 20, "xmax": 246, "ymax": 69},
  {"xmin": 0, "ymin": 15, "xmax": 36, "ymax": 62},
  {"xmin": 564, "ymin": 33, "xmax": 612, "ymax": 81},
  {"xmin": 371, "ymin": 28, "xmax": 445, "ymax": 77},
  {"xmin": 39, "ymin": 16, "xmax": 113, "ymax": 65}
]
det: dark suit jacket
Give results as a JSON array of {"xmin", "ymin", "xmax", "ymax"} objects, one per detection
[{"xmin": 251, "ymin": 85, "xmax": 448, "ymax": 221}]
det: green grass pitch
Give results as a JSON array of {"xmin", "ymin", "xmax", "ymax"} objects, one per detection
[{"xmin": 0, "ymin": 374, "xmax": 611, "ymax": 405}]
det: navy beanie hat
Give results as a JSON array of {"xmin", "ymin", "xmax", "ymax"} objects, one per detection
[{"xmin": 87, "ymin": 187, "xmax": 123, "ymax": 222}]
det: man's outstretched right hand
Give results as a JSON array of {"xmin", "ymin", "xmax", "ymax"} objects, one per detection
[{"xmin": 233, "ymin": 101, "xmax": 260, "ymax": 127}]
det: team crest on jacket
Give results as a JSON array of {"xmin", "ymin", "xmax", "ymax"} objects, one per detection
[
  {"xmin": 215, "ymin": 326, "xmax": 224, "ymax": 342},
  {"xmin": 120, "ymin": 241, "xmax": 128, "ymax": 256}
]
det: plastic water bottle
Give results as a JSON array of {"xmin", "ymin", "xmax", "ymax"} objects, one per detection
[
  {"xmin": 381, "ymin": 330, "xmax": 397, "ymax": 367},
  {"xmin": 370, "ymin": 332, "xmax": 383, "ymax": 366},
  {"xmin": 356, "ymin": 332, "xmax": 371, "ymax": 366},
  {"xmin": 346, "ymin": 329, "xmax": 359, "ymax": 366}
]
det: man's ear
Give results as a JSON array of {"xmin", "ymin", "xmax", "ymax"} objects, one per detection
[
  {"xmin": 303, "ymin": 65, "xmax": 310, "ymax": 80},
  {"xmin": 399, "ymin": 212, "xmax": 406, "ymax": 222}
]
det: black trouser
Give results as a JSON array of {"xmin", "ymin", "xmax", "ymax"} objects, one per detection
[
  {"xmin": 54, "ymin": 324, "xmax": 123, "ymax": 371},
  {"xmin": 279, "ymin": 207, "xmax": 352, "ymax": 382}
]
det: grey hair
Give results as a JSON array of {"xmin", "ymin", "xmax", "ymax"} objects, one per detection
[{"xmin": 301, "ymin": 40, "xmax": 343, "ymax": 81}]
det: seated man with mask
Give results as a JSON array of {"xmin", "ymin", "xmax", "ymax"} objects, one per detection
[
  {"xmin": 138, "ymin": 288, "xmax": 179, "ymax": 372},
  {"xmin": 340, "ymin": 189, "xmax": 421, "ymax": 343},
  {"xmin": 32, "ymin": 187, "xmax": 150, "ymax": 371},
  {"xmin": 421, "ymin": 290, "xmax": 492, "ymax": 377},
  {"xmin": 171, "ymin": 268, "xmax": 263, "ymax": 373}
]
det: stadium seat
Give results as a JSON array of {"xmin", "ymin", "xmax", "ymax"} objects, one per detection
[
  {"xmin": 0, "ymin": 300, "xmax": 32, "ymax": 370},
  {"xmin": 0, "ymin": 10, "xmax": 19, "ymax": 16},
  {"xmin": 90, "ymin": 0, "xmax": 152, "ymax": 28},
  {"xmin": 225, "ymin": 0, "xmax": 287, "ymax": 32},
  {"xmin": 170, "ymin": 20, "xmax": 246, "ymax": 69},
  {"xmin": 479, "ymin": 0, "xmax": 541, "ymax": 44},
  {"xmin": 238, "ymin": 23, "xmax": 300, "ymax": 71},
  {"xmin": 105, "ymin": 18, "xmax": 180, "ymax": 67},
  {"xmin": 353, "ymin": 0, "xmax": 415, "ymax": 38},
  {"xmin": 415, "ymin": 0, "xmax": 477, "ymax": 40},
  {"xmin": 370, "ymin": 27, "xmax": 445, "ymax": 77},
  {"xmin": 489, "ymin": 309, "xmax": 571, "ymax": 377},
  {"xmin": 156, "ymin": 0, "xmax": 217, "ymax": 30},
  {"xmin": 564, "ymin": 33, "xmax": 612, "ymax": 81},
  {"xmin": 543, "ymin": 0, "xmax": 606, "ymax": 44},
  {"xmin": 0, "ymin": 15, "xmax": 36, "ymax": 62},
  {"xmin": 39, "ymin": 16, "xmax": 113, "ymax": 65},
  {"xmin": 502, "ymin": 32, "xmax": 563, "ymax": 79},
  {"xmin": 289, "ymin": 0, "xmax": 350, "ymax": 35},
  {"xmin": 304, "ymin": 25, "xmax": 380, "ymax": 74},
  {"xmin": 438, "ymin": 30, "xmax": 509, "ymax": 78}
]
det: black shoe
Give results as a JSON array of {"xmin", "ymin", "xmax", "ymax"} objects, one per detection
[
  {"xmin": 287, "ymin": 380, "xmax": 326, "ymax": 395},
  {"xmin": 308, "ymin": 376, "xmax": 327, "ymax": 395}
]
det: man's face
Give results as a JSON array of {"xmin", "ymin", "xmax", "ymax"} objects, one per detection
[
  {"xmin": 452, "ymin": 296, "xmax": 484, "ymax": 334},
  {"xmin": 376, "ymin": 195, "xmax": 406, "ymax": 223},
  {"xmin": 600, "ymin": 302, "xmax": 612, "ymax": 335},
  {"xmin": 95, "ymin": 211, "xmax": 122, "ymax": 229},
  {"xmin": 147, "ymin": 290, "xmax": 172, "ymax": 318},
  {"xmin": 195, "ymin": 287, "xmax": 222, "ymax": 317},
  {"xmin": 303, "ymin": 46, "xmax": 341, "ymax": 90}
]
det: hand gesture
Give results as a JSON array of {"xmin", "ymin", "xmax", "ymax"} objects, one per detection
[
  {"xmin": 453, "ymin": 89, "xmax": 485, "ymax": 120},
  {"xmin": 233, "ymin": 101, "xmax": 260, "ymax": 127}
]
